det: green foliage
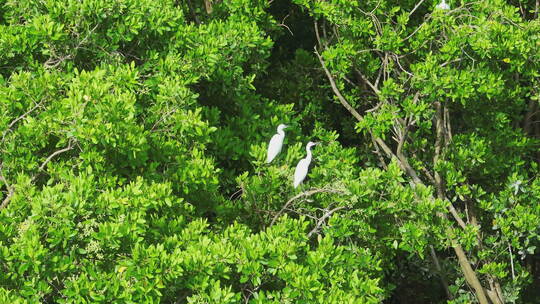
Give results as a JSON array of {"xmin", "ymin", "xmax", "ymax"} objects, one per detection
[{"xmin": 1, "ymin": 0, "xmax": 540, "ymax": 303}]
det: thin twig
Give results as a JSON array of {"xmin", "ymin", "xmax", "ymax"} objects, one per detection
[
  {"xmin": 508, "ymin": 243, "xmax": 515, "ymax": 280},
  {"xmin": 409, "ymin": 0, "xmax": 427, "ymax": 17},
  {"xmin": 307, "ymin": 206, "xmax": 346, "ymax": 237},
  {"xmin": 270, "ymin": 188, "xmax": 344, "ymax": 226},
  {"xmin": 38, "ymin": 139, "xmax": 75, "ymax": 172},
  {"xmin": 1, "ymin": 100, "xmax": 44, "ymax": 144},
  {"xmin": 354, "ymin": 68, "xmax": 381, "ymax": 94},
  {"xmin": 278, "ymin": 14, "xmax": 293, "ymax": 36},
  {"xmin": 0, "ymin": 163, "xmax": 14, "ymax": 210},
  {"xmin": 315, "ymin": 47, "xmax": 422, "ymax": 183},
  {"xmin": 314, "ymin": 20, "xmax": 322, "ymax": 49},
  {"xmin": 314, "ymin": 48, "xmax": 368, "ymax": 122}
]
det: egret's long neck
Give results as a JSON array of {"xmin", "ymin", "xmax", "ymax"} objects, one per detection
[
  {"xmin": 277, "ymin": 129, "xmax": 285, "ymax": 136},
  {"xmin": 305, "ymin": 146, "xmax": 312, "ymax": 161}
]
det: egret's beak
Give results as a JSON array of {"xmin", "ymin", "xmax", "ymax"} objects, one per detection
[{"xmin": 283, "ymin": 125, "xmax": 289, "ymax": 128}]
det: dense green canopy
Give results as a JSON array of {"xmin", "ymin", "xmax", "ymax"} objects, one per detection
[{"xmin": 1, "ymin": 0, "xmax": 539, "ymax": 303}]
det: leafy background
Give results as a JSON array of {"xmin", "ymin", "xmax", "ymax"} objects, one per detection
[{"xmin": 0, "ymin": 0, "xmax": 539, "ymax": 303}]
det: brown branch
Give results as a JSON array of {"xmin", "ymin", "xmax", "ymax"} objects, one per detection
[
  {"xmin": 44, "ymin": 24, "xmax": 99, "ymax": 69},
  {"xmin": 270, "ymin": 188, "xmax": 344, "ymax": 227},
  {"xmin": 278, "ymin": 14, "xmax": 293, "ymax": 36},
  {"xmin": 391, "ymin": 53, "xmax": 414, "ymax": 77},
  {"xmin": 315, "ymin": 47, "xmax": 423, "ymax": 184},
  {"xmin": 434, "ymin": 101, "xmax": 467, "ymax": 230},
  {"xmin": 395, "ymin": 122, "xmax": 409, "ymax": 158},
  {"xmin": 371, "ymin": 136, "xmax": 388, "ymax": 169},
  {"xmin": 433, "ymin": 101, "xmax": 445, "ymax": 197},
  {"xmin": 453, "ymin": 239, "xmax": 490, "ymax": 304},
  {"xmin": 38, "ymin": 140, "xmax": 75, "ymax": 172},
  {"xmin": 409, "ymin": 0, "xmax": 427, "ymax": 17},
  {"xmin": 465, "ymin": 192, "xmax": 505, "ymax": 304},
  {"xmin": 314, "ymin": 20, "xmax": 322, "ymax": 49},
  {"xmin": 486, "ymin": 279, "xmax": 504, "ymax": 304},
  {"xmin": 317, "ymin": 47, "xmax": 491, "ymax": 303},
  {"xmin": 315, "ymin": 48, "xmax": 367, "ymax": 123},
  {"xmin": 508, "ymin": 243, "xmax": 515, "ymax": 280},
  {"xmin": 307, "ymin": 206, "xmax": 347, "ymax": 237},
  {"xmin": 354, "ymin": 68, "xmax": 381, "ymax": 94},
  {"xmin": 1, "ymin": 100, "xmax": 44, "ymax": 144},
  {"xmin": 434, "ymin": 102, "xmax": 493, "ymax": 303},
  {"xmin": 444, "ymin": 105, "xmax": 452, "ymax": 144},
  {"xmin": 0, "ymin": 163, "xmax": 14, "ymax": 210},
  {"xmin": 203, "ymin": 0, "xmax": 213, "ymax": 14}
]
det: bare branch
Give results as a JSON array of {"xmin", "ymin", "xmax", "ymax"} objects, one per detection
[
  {"xmin": 314, "ymin": 48, "xmax": 367, "ymax": 123},
  {"xmin": 409, "ymin": 0, "xmax": 427, "ymax": 17},
  {"xmin": 453, "ymin": 239, "xmax": 490, "ymax": 304},
  {"xmin": 203, "ymin": 0, "xmax": 213, "ymax": 14},
  {"xmin": 434, "ymin": 101, "xmax": 468, "ymax": 230},
  {"xmin": 403, "ymin": 21, "xmax": 427, "ymax": 42},
  {"xmin": 391, "ymin": 53, "xmax": 414, "ymax": 77},
  {"xmin": 354, "ymin": 68, "xmax": 381, "ymax": 94},
  {"xmin": 315, "ymin": 47, "xmax": 423, "ymax": 184},
  {"xmin": 433, "ymin": 101, "xmax": 445, "ymax": 199},
  {"xmin": 508, "ymin": 243, "xmax": 515, "ymax": 280},
  {"xmin": 307, "ymin": 206, "xmax": 347, "ymax": 237},
  {"xmin": 1, "ymin": 100, "xmax": 45, "ymax": 144},
  {"xmin": 270, "ymin": 188, "xmax": 344, "ymax": 226},
  {"xmin": 0, "ymin": 163, "xmax": 14, "ymax": 210},
  {"xmin": 371, "ymin": 136, "xmax": 388, "ymax": 169},
  {"xmin": 38, "ymin": 139, "xmax": 75, "ymax": 172},
  {"xmin": 278, "ymin": 14, "xmax": 293, "ymax": 36},
  {"xmin": 314, "ymin": 20, "xmax": 322, "ymax": 49}
]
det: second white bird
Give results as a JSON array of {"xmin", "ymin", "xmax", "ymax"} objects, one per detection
[{"xmin": 293, "ymin": 141, "xmax": 318, "ymax": 188}]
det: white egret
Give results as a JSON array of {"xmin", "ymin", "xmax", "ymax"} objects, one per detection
[
  {"xmin": 293, "ymin": 141, "xmax": 318, "ymax": 188},
  {"xmin": 266, "ymin": 124, "xmax": 288, "ymax": 163},
  {"xmin": 436, "ymin": 0, "xmax": 450, "ymax": 10}
]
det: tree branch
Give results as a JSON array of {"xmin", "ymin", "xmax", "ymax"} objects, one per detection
[
  {"xmin": 271, "ymin": 188, "xmax": 344, "ymax": 226},
  {"xmin": 315, "ymin": 46, "xmax": 423, "ymax": 184},
  {"xmin": 307, "ymin": 206, "xmax": 347, "ymax": 237},
  {"xmin": 1, "ymin": 100, "xmax": 44, "ymax": 144},
  {"xmin": 434, "ymin": 101, "xmax": 468, "ymax": 229},
  {"xmin": 409, "ymin": 0, "xmax": 427, "ymax": 17},
  {"xmin": 453, "ymin": 239, "xmax": 490, "ymax": 304},
  {"xmin": 317, "ymin": 47, "xmax": 491, "ymax": 304},
  {"xmin": 38, "ymin": 139, "xmax": 75, "ymax": 172},
  {"xmin": 0, "ymin": 163, "xmax": 14, "ymax": 210},
  {"xmin": 203, "ymin": 0, "xmax": 213, "ymax": 14}
]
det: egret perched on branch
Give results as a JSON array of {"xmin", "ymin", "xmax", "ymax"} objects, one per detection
[
  {"xmin": 293, "ymin": 141, "xmax": 318, "ymax": 188},
  {"xmin": 436, "ymin": 0, "xmax": 450, "ymax": 10},
  {"xmin": 266, "ymin": 124, "xmax": 288, "ymax": 163}
]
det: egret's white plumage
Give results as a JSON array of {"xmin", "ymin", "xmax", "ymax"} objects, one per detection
[
  {"xmin": 293, "ymin": 141, "xmax": 318, "ymax": 188},
  {"xmin": 266, "ymin": 124, "xmax": 288, "ymax": 163},
  {"xmin": 436, "ymin": 0, "xmax": 450, "ymax": 10}
]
